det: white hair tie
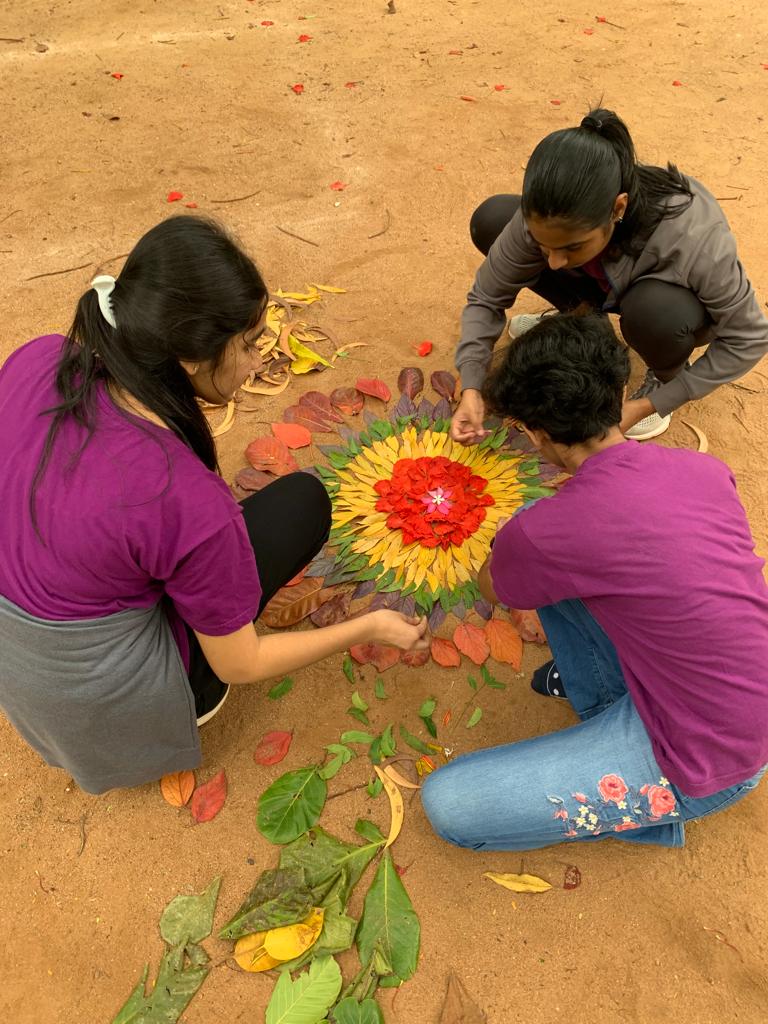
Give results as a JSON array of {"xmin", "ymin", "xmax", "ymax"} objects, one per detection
[{"xmin": 91, "ymin": 274, "xmax": 118, "ymax": 328}]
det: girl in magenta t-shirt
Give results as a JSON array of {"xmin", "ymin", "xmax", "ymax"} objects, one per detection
[{"xmin": 0, "ymin": 216, "xmax": 427, "ymax": 793}]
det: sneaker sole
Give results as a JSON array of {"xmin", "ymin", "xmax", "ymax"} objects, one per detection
[
  {"xmin": 625, "ymin": 414, "xmax": 672, "ymax": 441},
  {"xmin": 196, "ymin": 684, "xmax": 230, "ymax": 726}
]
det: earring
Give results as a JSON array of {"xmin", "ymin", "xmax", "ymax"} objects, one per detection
[
  {"xmin": 192, "ymin": 363, "xmax": 200, "ymax": 374},
  {"xmin": 615, "ymin": 217, "xmax": 623, "ymax": 224}
]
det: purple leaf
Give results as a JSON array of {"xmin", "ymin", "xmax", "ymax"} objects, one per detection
[
  {"xmin": 401, "ymin": 595, "xmax": 416, "ymax": 618},
  {"xmin": 394, "ymin": 394, "xmax": 417, "ymax": 420},
  {"xmin": 353, "ymin": 579, "xmax": 377, "ymax": 600},
  {"xmin": 337, "ymin": 425, "xmax": 359, "ymax": 445},
  {"xmin": 432, "ymin": 397, "xmax": 453, "ymax": 421},
  {"xmin": 300, "ymin": 466, "xmax": 322, "ymax": 480},
  {"xmin": 452, "ymin": 601, "xmax": 466, "ymax": 619},
  {"xmin": 416, "ymin": 398, "xmax": 434, "ymax": 420},
  {"xmin": 369, "ymin": 592, "xmax": 401, "ymax": 611},
  {"xmin": 474, "ymin": 598, "xmax": 493, "ymax": 621},
  {"xmin": 316, "ymin": 444, "xmax": 349, "ymax": 459},
  {"xmin": 304, "ymin": 555, "xmax": 337, "ymax": 578},
  {"xmin": 428, "ymin": 604, "xmax": 447, "ymax": 632}
]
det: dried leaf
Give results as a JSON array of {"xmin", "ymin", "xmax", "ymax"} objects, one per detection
[
  {"xmin": 563, "ymin": 864, "xmax": 582, "ymax": 890},
  {"xmin": 483, "ymin": 871, "xmax": 552, "ymax": 894},
  {"xmin": 254, "ymin": 731, "xmax": 293, "ymax": 766},
  {"xmin": 355, "ymin": 378, "xmax": 391, "ymax": 402},
  {"xmin": 439, "ymin": 970, "xmax": 487, "ymax": 1024},
  {"xmin": 374, "ymin": 765, "xmax": 405, "ymax": 848},
  {"xmin": 246, "ymin": 435, "xmax": 299, "ymax": 475},
  {"xmin": 283, "ymin": 404, "xmax": 336, "ymax": 433},
  {"xmin": 397, "ymin": 367, "xmax": 425, "ymax": 400},
  {"xmin": 310, "ymin": 591, "xmax": 351, "ymax": 627},
  {"xmin": 261, "ymin": 578, "xmax": 325, "ymax": 627},
  {"xmin": 160, "ymin": 770, "xmax": 195, "ymax": 808},
  {"xmin": 431, "ymin": 636, "xmax": 461, "ymax": 668},
  {"xmin": 271, "ymin": 422, "xmax": 312, "ymax": 449},
  {"xmin": 349, "ymin": 644, "xmax": 401, "ymax": 672},
  {"xmin": 453, "ymin": 622, "xmax": 490, "ymax": 665},
  {"xmin": 299, "ymin": 390, "xmax": 344, "ymax": 423},
  {"xmin": 681, "ymin": 419, "xmax": 709, "ymax": 453},
  {"xmin": 286, "ymin": 566, "xmax": 308, "ymax": 587},
  {"xmin": 241, "ymin": 374, "xmax": 291, "ymax": 396},
  {"xmin": 330, "ymin": 386, "xmax": 365, "ymax": 415},
  {"xmin": 431, "ymin": 370, "xmax": 458, "ymax": 401},
  {"xmin": 264, "ymin": 907, "xmax": 325, "ymax": 960},
  {"xmin": 234, "ymin": 466, "xmax": 274, "ymax": 493},
  {"xmin": 190, "ymin": 769, "xmax": 228, "ymax": 824},
  {"xmin": 205, "ymin": 399, "xmax": 236, "ymax": 437},
  {"xmin": 508, "ymin": 609, "xmax": 547, "ymax": 644},
  {"xmin": 485, "ymin": 619, "xmax": 523, "ymax": 670},
  {"xmin": 268, "ymin": 677, "xmax": 294, "ymax": 700},
  {"xmin": 400, "ymin": 648, "xmax": 430, "ymax": 667},
  {"xmin": 383, "ymin": 764, "xmax": 420, "ymax": 790}
]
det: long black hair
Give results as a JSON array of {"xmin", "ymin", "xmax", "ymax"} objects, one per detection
[
  {"xmin": 34, "ymin": 216, "xmax": 268, "ymax": 506},
  {"xmin": 521, "ymin": 107, "xmax": 693, "ymax": 254}
]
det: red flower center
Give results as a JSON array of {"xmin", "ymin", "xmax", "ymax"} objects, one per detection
[{"xmin": 373, "ymin": 456, "xmax": 494, "ymax": 549}]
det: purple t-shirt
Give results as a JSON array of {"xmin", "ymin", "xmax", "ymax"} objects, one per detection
[
  {"xmin": 490, "ymin": 440, "xmax": 768, "ymax": 797},
  {"xmin": 0, "ymin": 336, "xmax": 262, "ymax": 668}
]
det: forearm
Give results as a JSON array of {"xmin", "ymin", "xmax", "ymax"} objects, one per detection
[
  {"xmin": 477, "ymin": 556, "xmax": 499, "ymax": 605},
  {"xmin": 457, "ymin": 303, "xmax": 506, "ymax": 391},
  {"xmin": 241, "ymin": 615, "xmax": 376, "ymax": 684}
]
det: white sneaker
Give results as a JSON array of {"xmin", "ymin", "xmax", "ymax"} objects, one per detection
[
  {"xmin": 508, "ymin": 309, "xmax": 557, "ymax": 339},
  {"xmin": 624, "ymin": 368, "xmax": 672, "ymax": 440},
  {"xmin": 196, "ymin": 684, "xmax": 230, "ymax": 726}
]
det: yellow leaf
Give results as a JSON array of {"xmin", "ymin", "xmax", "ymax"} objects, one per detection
[
  {"xmin": 383, "ymin": 764, "xmax": 420, "ymax": 790},
  {"xmin": 275, "ymin": 287, "xmax": 321, "ymax": 301},
  {"xmin": 263, "ymin": 907, "xmax": 325, "ymax": 961},
  {"xmin": 374, "ymin": 765, "xmax": 405, "ymax": 848},
  {"xmin": 309, "ymin": 282, "xmax": 347, "ymax": 293},
  {"xmin": 681, "ymin": 420, "xmax": 709, "ymax": 453},
  {"xmin": 483, "ymin": 872, "xmax": 552, "ymax": 894},
  {"xmin": 287, "ymin": 334, "xmax": 332, "ymax": 368},
  {"xmin": 233, "ymin": 932, "xmax": 282, "ymax": 972}
]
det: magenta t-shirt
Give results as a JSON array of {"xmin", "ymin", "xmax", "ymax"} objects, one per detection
[
  {"xmin": 0, "ymin": 336, "xmax": 262, "ymax": 668},
  {"xmin": 490, "ymin": 440, "xmax": 768, "ymax": 797}
]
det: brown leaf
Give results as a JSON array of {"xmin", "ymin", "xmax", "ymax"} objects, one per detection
[
  {"xmin": 190, "ymin": 769, "xmax": 228, "ymax": 823},
  {"xmin": 298, "ymin": 390, "xmax": 344, "ymax": 423},
  {"xmin": 563, "ymin": 864, "xmax": 582, "ymax": 890},
  {"xmin": 234, "ymin": 467, "xmax": 274, "ymax": 493},
  {"xmin": 261, "ymin": 578, "xmax": 325, "ymax": 627},
  {"xmin": 160, "ymin": 770, "xmax": 195, "ymax": 808},
  {"xmin": 285, "ymin": 566, "xmax": 308, "ymax": 587},
  {"xmin": 330, "ymin": 386, "xmax": 364, "ymax": 416},
  {"xmin": 485, "ymin": 619, "xmax": 523, "ymax": 670},
  {"xmin": 431, "ymin": 636, "xmax": 461, "ymax": 667},
  {"xmin": 246, "ymin": 436, "xmax": 299, "ymax": 475},
  {"xmin": 397, "ymin": 366, "xmax": 425, "ymax": 400},
  {"xmin": 431, "ymin": 370, "xmax": 458, "ymax": 402},
  {"xmin": 355, "ymin": 377, "xmax": 391, "ymax": 402},
  {"xmin": 283, "ymin": 404, "xmax": 336, "ymax": 432},
  {"xmin": 508, "ymin": 609, "xmax": 547, "ymax": 644},
  {"xmin": 439, "ymin": 970, "xmax": 487, "ymax": 1024},
  {"xmin": 271, "ymin": 422, "xmax": 312, "ymax": 449},
  {"xmin": 349, "ymin": 643, "xmax": 401, "ymax": 672},
  {"xmin": 453, "ymin": 622, "xmax": 490, "ymax": 665},
  {"xmin": 309, "ymin": 590, "xmax": 351, "ymax": 626},
  {"xmin": 400, "ymin": 648, "xmax": 430, "ymax": 667}
]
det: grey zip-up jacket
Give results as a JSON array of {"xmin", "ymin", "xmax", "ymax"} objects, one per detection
[{"xmin": 456, "ymin": 179, "xmax": 768, "ymax": 417}]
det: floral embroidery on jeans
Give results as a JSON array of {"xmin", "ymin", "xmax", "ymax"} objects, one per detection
[{"xmin": 547, "ymin": 773, "xmax": 679, "ymax": 838}]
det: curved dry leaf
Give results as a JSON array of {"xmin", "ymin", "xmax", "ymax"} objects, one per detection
[
  {"xmin": 681, "ymin": 420, "xmax": 709, "ymax": 453},
  {"xmin": 483, "ymin": 871, "xmax": 552, "ymax": 894},
  {"xmin": 382, "ymin": 764, "xmax": 420, "ymax": 790},
  {"xmin": 331, "ymin": 342, "xmax": 369, "ymax": 364},
  {"xmin": 203, "ymin": 399, "xmax": 236, "ymax": 437},
  {"xmin": 485, "ymin": 619, "xmax": 523, "ymax": 670},
  {"xmin": 241, "ymin": 375, "xmax": 291, "ymax": 396},
  {"xmin": 160, "ymin": 770, "xmax": 195, "ymax": 808},
  {"xmin": 440, "ymin": 971, "xmax": 487, "ymax": 1024},
  {"xmin": 330, "ymin": 386, "xmax": 365, "ymax": 415},
  {"xmin": 374, "ymin": 765, "xmax": 405, "ymax": 848},
  {"xmin": 261, "ymin": 578, "xmax": 325, "ymax": 628},
  {"xmin": 431, "ymin": 636, "xmax": 461, "ymax": 668},
  {"xmin": 453, "ymin": 622, "xmax": 490, "ymax": 665}
]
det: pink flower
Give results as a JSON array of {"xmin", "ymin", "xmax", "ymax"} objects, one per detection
[
  {"xmin": 553, "ymin": 808, "xmax": 569, "ymax": 820},
  {"xmin": 597, "ymin": 774, "xmax": 628, "ymax": 804},
  {"xmin": 614, "ymin": 821, "xmax": 641, "ymax": 832},
  {"xmin": 573, "ymin": 792, "xmax": 589, "ymax": 803},
  {"xmin": 639, "ymin": 784, "xmax": 649, "ymax": 795},
  {"xmin": 421, "ymin": 487, "xmax": 453, "ymax": 515},
  {"xmin": 647, "ymin": 785, "xmax": 676, "ymax": 817}
]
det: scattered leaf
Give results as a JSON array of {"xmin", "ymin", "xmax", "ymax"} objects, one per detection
[
  {"xmin": 550, "ymin": 98, "xmax": 562, "ymax": 106},
  {"xmin": 265, "ymin": 956, "xmax": 342, "ymax": 1024},
  {"xmin": 190, "ymin": 769, "xmax": 228, "ymax": 824},
  {"xmin": 453, "ymin": 622, "xmax": 490, "ymax": 665},
  {"xmin": 415, "ymin": 755, "xmax": 436, "ymax": 776},
  {"xmin": 431, "ymin": 636, "xmax": 461, "ymax": 667},
  {"xmin": 271, "ymin": 422, "xmax": 312, "ymax": 449},
  {"xmin": 367, "ymin": 776, "xmax": 384, "ymax": 798},
  {"xmin": 460, "ymin": 95, "xmax": 477, "ymax": 102},
  {"xmin": 400, "ymin": 648, "xmax": 430, "ymax": 667},
  {"xmin": 111, "ymin": 71, "xmax": 125, "ymax": 80},
  {"xmin": 681, "ymin": 420, "xmax": 709, "ymax": 453},
  {"xmin": 442, "ymin": 710, "xmax": 452, "ymax": 727},
  {"xmin": 340, "ymin": 730, "xmax": 376, "ymax": 745},
  {"xmin": 220, "ymin": 867, "xmax": 313, "ymax": 940},
  {"xmin": 351, "ymin": 691, "xmax": 369, "ymax": 712},
  {"xmin": 399, "ymin": 724, "xmax": 432, "ymax": 755},
  {"xmin": 430, "ymin": 370, "xmax": 457, "ymax": 401},
  {"xmin": 310, "ymin": 591, "xmax": 351, "ymax": 627},
  {"xmin": 672, "ymin": 79, "xmax": 683, "ymax": 87},
  {"xmin": 439, "ymin": 970, "xmax": 487, "ymax": 1023},
  {"xmin": 419, "ymin": 697, "xmax": 438, "ymax": 738},
  {"xmin": 563, "ymin": 864, "xmax": 582, "ymax": 890},
  {"xmin": 374, "ymin": 765, "xmax": 404, "ymax": 848},
  {"xmin": 246, "ymin": 435, "xmax": 299, "ymax": 475},
  {"xmin": 298, "ymin": 33, "xmax": 312, "ymax": 42},
  {"xmin": 342, "ymin": 653, "xmax": 356, "ymax": 684},
  {"xmin": 493, "ymin": 84, "xmax": 506, "ymax": 91},
  {"xmin": 160, "ymin": 876, "xmax": 222, "ymax": 947},
  {"xmin": 483, "ymin": 872, "xmax": 552, "ymax": 894},
  {"xmin": 355, "ymin": 378, "xmax": 391, "ymax": 402},
  {"xmin": 349, "ymin": 643, "xmax": 400, "ymax": 672},
  {"xmin": 480, "ymin": 664, "xmax": 506, "ymax": 690},
  {"xmin": 167, "ymin": 190, "xmax": 184, "ymax": 202},
  {"xmin": 261, "ymin": 578, "xmax": 326, "ymax": 627},
  {"xmin": 397, "ymin": 367, "xmax": 425, "ymax": 399},
  {"xmin": 415, "ymin": 341, "xmax": 433, "ymax": 357},
  {"xmin": 269, "ymin": 677, "xmax": 295, "ymax": 700},
  {"xmin": 160, "ymin": 770, "xmax": 195, "ymax": 808},
  {"xmin": 375, "ymin": 677, "xmax": 387, "ymax": 700},
  {"xmin": 254, "ymin": 731, "xmax": 293, "ymax": 766},
  {"xmin": 466, "ymin": 707, "xmax": 482, "ymax": 729},
  {"xmin": 357, "ymin": 853, "xmax": 420, "ymax": 984},
  {"xmin": 111, "ymin": 946, "xmax": 207, "ymax": 1023},
  {"xmin": 330, "ymin": 386, "xmax": 365, "ymax": 415},
  {"xmin": 485, "ymin": 618, "xmax": 523, "ymax": 669},
  {"xmin": 258, "ymin": 768, "xmax": 327, "ymax": 845},
  {"xmin": 333, "ymin": 997, "xmax": 384, "ymax": 1024},
  {"xmin": 319, "ymin": 744, "xmax": 353, "ymax": 780}
]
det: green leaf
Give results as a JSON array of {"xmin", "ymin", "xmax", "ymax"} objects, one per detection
[
  {"xmin": 398, "ymin": 725, "xmax": 432, "ymax": 755},
  {"xmin": 218, "ymin": 867, "xmax": 313, "ymax": 940},
  {"xmin": 269, "ymin": 677, "xmax": 295, "ymax": 700},
  {"xmin": 368, "ymin": 736, "xmax": 383, "ymax": 765},
  {"xmin": 159, "ymin": 876, "xmax": 221, "ymax": 947},
  {"xmin": 113, "ymin": 944, "xmax": 209, "ymax": 1024},
  {"xmin": 319, "ymin": 754, "xmax": 346, "ymax": 781},
  {"xmin": 374, "ymin": 568, "xmax": 396, "ymax": 591},
  {"xmin": 257, "ymin": 768, "xmax": 327, "ymax": 845},
  {"xmin": 481, "ymin": 664, "xmax": 507, "ymax": 690},
  {"xmin": 341, "ymin": 730, "xmax": 376, "ymax": 745},
  {"xmin": 185, "ymin": 944, "xmax": 210, "ymax": 968},
  {"xmin": 279, "ymin": 826, "xmax": 385, "ymax": 909},
  {"xmin": 355, "ymin": 819, "xmax": 385, "ymax": 843},
  {"xmin": 327, "ymin": 743, "xmax": 354, "ymax": 758},
  {"xmin": 422, "ymin": 716, "xmax": 437, "ymax": 739},
  {"xmin": 356, "ymin": 562, "xmax": 385, "ymax": 582},
  {"xmin": 356, "ymin": 852, "xmax": 420, "ymax": 985},
  {"xmin": 111, "ymin": 965, "xmax": 149, "ymax": 1024},
  {"xmin": 342, "ymin": 654, "xmax": 356, "ymax": 684},
  {"xmin": 467, "ymin": 675, "xmax": 479, "ymax": 691},
  {"xmin": 374, "ymin": 677, "xmax": 387, "ymax": 700},
  {"xmin": 332, "ymin": 997, "xmax": 384, "ymax": 1024},
  {"xmin": 347, "ymin": 707, "xmax": 370, "ymax": 726},
  {"xmin": 367, "ymin": 776, "xmax": 383, "ymax": 798},
  {"xmin": 418, "ymin": 698, "xmax": 437, "ymax": 718},
  {"xmin": 380, "ymin": 724, "xmax": 396, "ymax": 758},
  {"xmin": 351, "ymin": 691, "xmax": 369, "ymax": 712},
  {"xmin": 466, "ymin": 707, "xmax": 483, "ymax": 728},
  {"xmin": 266, "ymin": 956, "xmax": 343, "ymax": 1024}
]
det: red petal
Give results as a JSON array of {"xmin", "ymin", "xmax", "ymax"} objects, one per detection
[
  {"xmin": 261, "ymin": 20, "xmax": 274, "ymax": 26},
  {"xmin": 344, "ymin": 81, "xmax": 358, "ymax": 88},
  {"xmin": 583, "ymin": 28, "xmax": 594, "ymax": 35},
  {"xmin": 184, "ymin": 202, "xmax": 198, "ymax": 209},
  {"xmin": 550, "ymin": 99, "xmax": 562, "ymax": 106},
  {"xmin": 111, "ymin": 72, "xmax": 124, "ymax": 80},
  {"xmin": 672, "ymin": 80, "xmax": 683, "ymax": 86},
  {"xmin": 290, "ymin": 83, "xmax": 305, "ymax": 94},
  {"xmin": 330, "ymin": 180, "xmax": 348, "ymax": 191},
  {"xmin": 167, "ymin": 191, "xmax": 184, "ymax": 202},
  {"xmin": 460, "ymin": 95, "xmax": 477, "ymax": 102},
  {"xmin": 493, "ymin": 84, "xmax": 506, "ymax": 91},
  {"xmin": 298, "ymin": 33, "xmax": 312, "ymax": 42}
]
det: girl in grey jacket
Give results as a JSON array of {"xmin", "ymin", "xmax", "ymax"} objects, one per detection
[{"xmin": 452, "ymin": 107, "xmax": 768, "ymax": 442}]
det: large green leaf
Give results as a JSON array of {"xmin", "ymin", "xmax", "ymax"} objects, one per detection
[
  {"xmin": 111, "ymin": 944, "xmax": 209, "ymax": 1024},
  {"xmin": 279, "ymin": 826, "xmax": 384, "ymax": 908},
  {"xmin": 332, "ymin": 998, "xmax": 384, "ymax": 1024},
  {"xmin": 266, "ymin": 956, "xmax": 343, "ymax": 1024},
  {"xmin": 356, "ymin": 852, "xmax": 420, "ymax": 985},
  {"xmin": 258, "ymin": 768, "xmax": 327, "ymax": 844},
  {"xmin": 218, "ymin": 867, "xmax": 312, "ymax": 941},
  {"xmin": 159, "ymin": 876, "xmax": 221, "ymax": 947},
  {"xmin": 112, "ymin": 966, "xmax": 149, "ymax": 1024}
]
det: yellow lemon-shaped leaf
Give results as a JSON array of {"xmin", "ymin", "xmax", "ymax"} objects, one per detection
[
  {"xmin": 263, "ymin": 907, "xmax": 325, "ymax": 961},
  {"xmin": 234, "ymin": 932, "xmax": 282, "ymax": 972},
  {"xmin": 483, "ymin": 872, "xmax": 552, "ymax": 894}
]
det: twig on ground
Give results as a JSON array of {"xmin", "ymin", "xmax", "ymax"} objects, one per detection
[
  {"xmin": 368, "ymin": 208, "xmax": 391, "ymax": 239},
  {"xmin": 0, "ymin": 209, "xmax": 21, "ymax": 225},
  {"xmin": 276, "ymin": 225, "xmax": 320, "ymax": 248},
  {"xmin": 728, "ymin": 382, "xmax": 766, "ymax": 395},
  {"xmin": 26, "ymin": 261, "xmax": 93, "ymax": 282},
  {"xmin": 210, "ymin": 190, "xmax": 261, "ymax": 204},
  {"xmin": 327, "ymin": 782, "xmax": 370, "ymax": 801},
  {"xmin": 714, "ymin": 196, "xmax": 741, "ymax": 202},
  {"xmin": 0, "ymin": 37, "xmax": 25, "ymax": 43},
  {"xmin": 56, "ymin": 811, "xmax": 90, "ymax": 855}
]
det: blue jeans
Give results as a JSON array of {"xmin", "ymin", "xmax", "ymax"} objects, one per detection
[{"xmin": 422, "ymin": 599, "xmax": 766, "ymax": 850}]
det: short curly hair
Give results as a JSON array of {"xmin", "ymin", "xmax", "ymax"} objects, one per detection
[{"xmin": 482, "ymin": 313, "xmax": 630, "ymax": 446}]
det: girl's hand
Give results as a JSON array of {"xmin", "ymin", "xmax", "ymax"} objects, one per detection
[
  {"xmin": 370, "ymin": 610, "xmax": 429, "ymax": 651},
  {"xmin": 450, "ymin": 389, "xmax": 489, "ymax": 445}
]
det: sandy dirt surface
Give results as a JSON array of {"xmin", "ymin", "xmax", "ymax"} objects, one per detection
[{"xmin": 2, "ymin": 1, "xmax": 768, "ymax": 1021}]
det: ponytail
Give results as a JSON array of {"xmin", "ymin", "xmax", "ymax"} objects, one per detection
[{"xmin": 522, "ymin": 107, "xmax": 693, "ymax": 254}]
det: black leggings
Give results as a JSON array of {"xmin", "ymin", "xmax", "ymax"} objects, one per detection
[
  {"xmin": 471, "ymin": 194, "xmax": 713, "ymax": 380},
  {"xmin": 186, "ymin": 472, "xmax": 332, "ymax": 714}
]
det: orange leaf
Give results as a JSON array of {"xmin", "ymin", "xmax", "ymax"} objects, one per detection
[
  {"xmin": 349, "ymin": 643, "xmax": 401, "ymax": 672},
  {"xmin": 160, "ymin": 770, "xmax": 195, "ymax": 808},
  {"xmin": 508, "ymin": 609, "xmax": 547, "ymax": 644},
  {"xmin": 485, "ymin": 618, "xmax": 523, "ymax": 670},
  {"xmin": 431, "ymin": 636, "xmax": 461, "ymax": 668},
  {"xmin": 190, "ymin": 769, "xmax": 228, "ymax": 823},
  {"xmin": 254, "ymin": 730, "xmax": 293, "ymax": 766},
  {"xmin": 442, "ymin": 709, "xmax": 452, "ymax": 726},
  {"xmin": 330, "ymin": 386, "xmax": 364, "ymax": 416},
  {"xmin": 453, "ymin": 622, "xmax": 490, "ymax": 665},
  {"xmin": 355, "ymin": 378, "xmax": 391, "ymax": 402},
  {"xmin": 271, "ymin": 422, "xmax": 312, "ymax": 449},
  {"xmin": 286, "ymin": 566, "xmax": 308, "ymax": 587},
  {"xmin": 261, "ymin": 578, "xmax": 326, "ymax": 627},
  {"xmin": 246, "ymin": 435, "xmax": 299, "ymax": 475}
]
